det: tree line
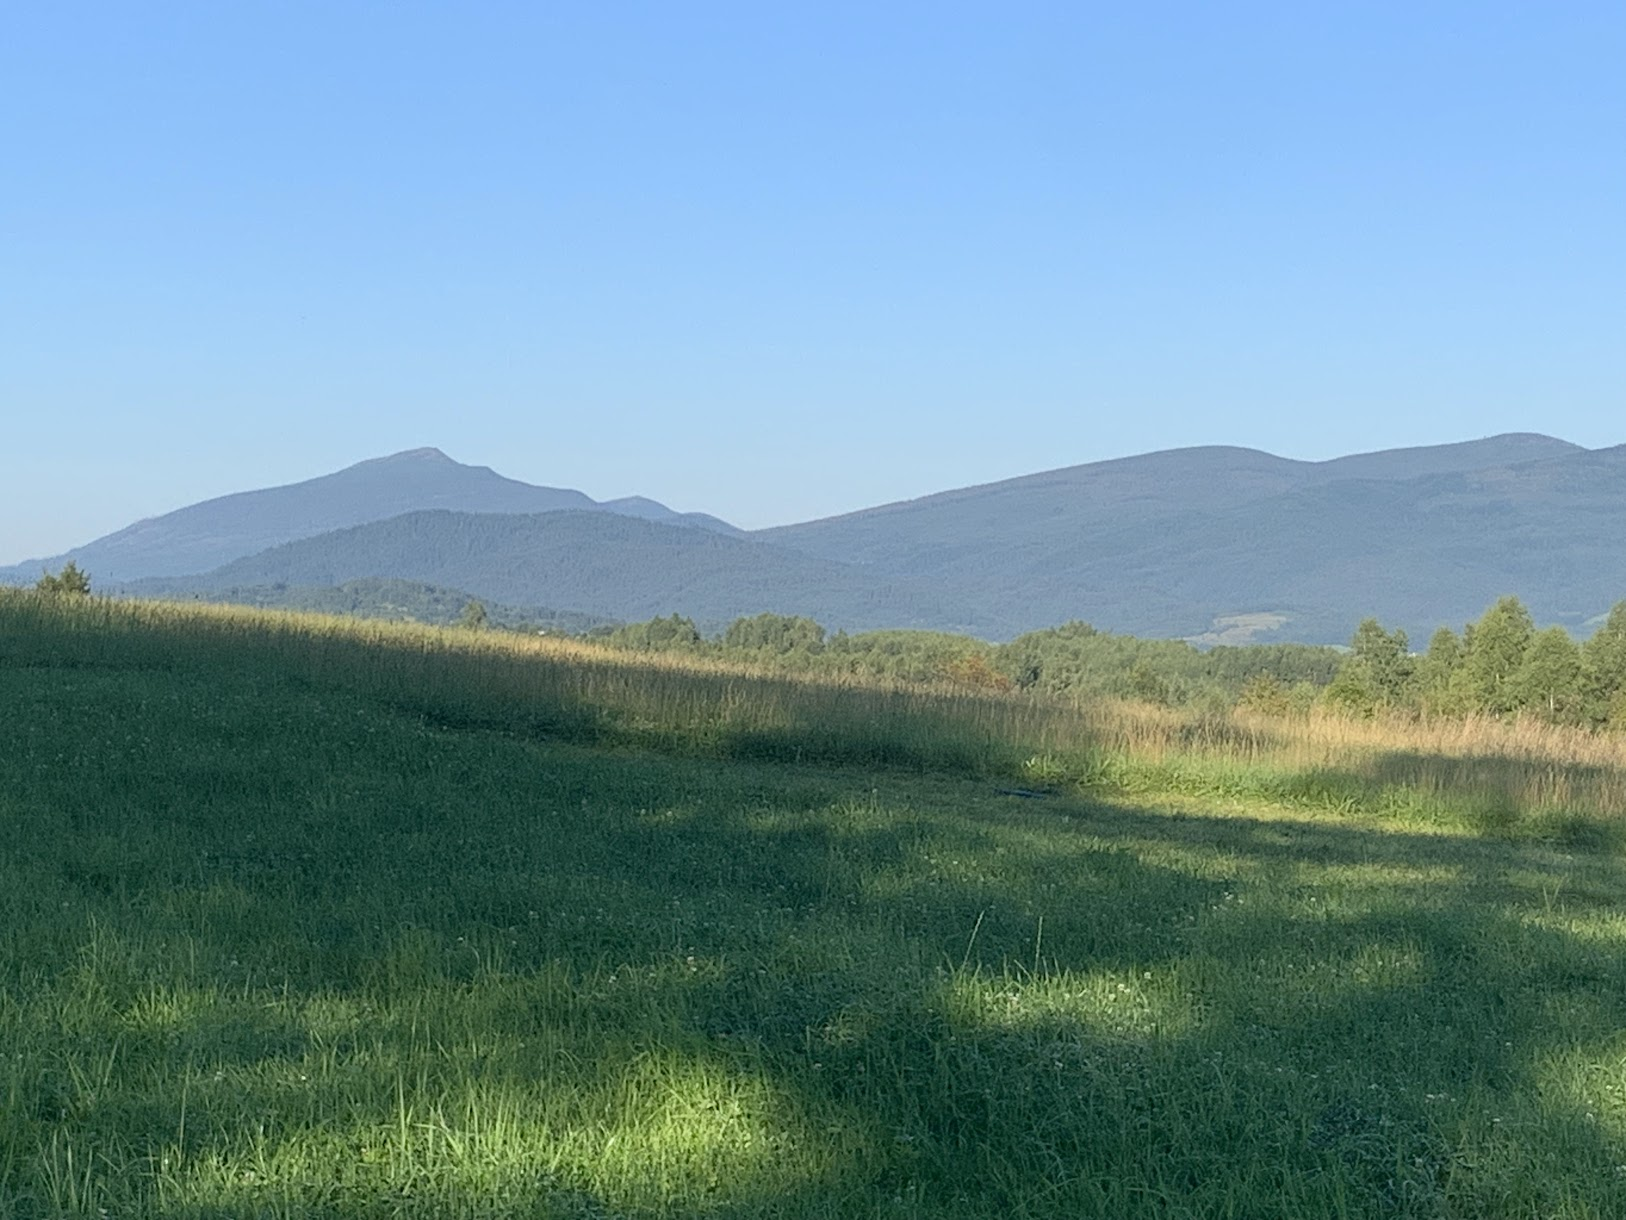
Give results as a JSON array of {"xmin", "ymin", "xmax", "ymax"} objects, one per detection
[
  {"xmin": 1321, "ymin": 597, "xmax": 1626, "ymax": 726},
  {"xmin": 598, "ymin": 611, "xmax": 1344, "ymax": 709},
  {"xmin": 601, "ymin": 598, "xmax": 1626, "ymax": 729}
]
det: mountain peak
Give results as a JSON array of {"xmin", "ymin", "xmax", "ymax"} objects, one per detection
[
  {"xmin": 0, "ymin": 445, "xmax": 735, "ymax": 583},
  {"xmin": 372, "ymin": 447, "xmax": 456, "ymax": 465}
]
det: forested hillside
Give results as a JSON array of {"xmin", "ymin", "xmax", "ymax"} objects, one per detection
[
  {"xmin": 126, "ymin": 509, "xmax": 989, "ymax": 635},
  {"xmin": 10, "ymin": 435, "xmax": 1624, "ymax": 644},
  {"xmin": 759, "ymin": 437, "xmax": 1622, "ymax": 642}
]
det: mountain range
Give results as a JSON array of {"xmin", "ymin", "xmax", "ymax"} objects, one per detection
[
  {"xmin": 5, "ymin": 433, "xmax": 1621, "ymax": 644},
  {"xmin": 3, "ymin": 447, "xmax": 737, "ymax": 584}
]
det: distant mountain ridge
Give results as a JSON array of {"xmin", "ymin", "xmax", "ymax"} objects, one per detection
[
  {"xmin": 757, "ymin": 434, "xmax": 1585, "ymax": 565},
  {"xmin": 120, "ymin": 509, "xmax": 988, "ymax": 636},
  {"xmin": 751, "ymin": 432, "xmax": 1614, "ymax": 641},
  {"xmin": 0, "ymin": 448, "xmax": 738, "ymax": 584},
  {"xmin": 9, "ymin": 433, "xmax": 1623, "ymax": 644}
]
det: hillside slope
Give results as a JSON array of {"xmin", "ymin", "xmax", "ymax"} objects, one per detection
[
  {"xmin": 757, "ymin": 433, "xmax": 1584, "ymax": 567},
  {"xmin": 750, "ymin": 434, "xmax": 1616, "ymax": 640},
  {"xmin": 934, "ymin": 444, "xmax": 1626, "ymax": 641},
  {"xmin": 138, "ymin": 509, "xmax": 993, "ymax": 635}
]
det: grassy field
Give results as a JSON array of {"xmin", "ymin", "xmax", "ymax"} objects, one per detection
[{"xmin": 4, "ymin": 594, "xmax": 1626, "ymax": 1218}]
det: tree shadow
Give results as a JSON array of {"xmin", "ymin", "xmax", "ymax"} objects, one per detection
[
  {"xmin": 9, "ymin": 698, "xmax": 1626, "ymax": 1217},
  {"xmin": 665, "ymin": 792, "xmax": 1626, "ymax": 1216}
]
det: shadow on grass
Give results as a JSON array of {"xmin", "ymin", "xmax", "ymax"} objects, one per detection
[
  {"xmin": 5, "ymin": 636, "xmax": 1626, "ymax": 1216},
  {"xmin": 8, "ymin": 752, "xmax": 1626, "ymax": 1217}
]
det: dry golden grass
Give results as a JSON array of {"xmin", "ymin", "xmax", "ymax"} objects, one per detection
[
  {"xmin": 1085, "ymin": 698, "xmax": 1626, "ymax": 767},
  {"xmin": 1072, "ymin": 698, "xmax": 1626, "ymax": 828},
  {"xmin": 8, "ymin": 590, "xmax": 1623, "ymax": 829}
]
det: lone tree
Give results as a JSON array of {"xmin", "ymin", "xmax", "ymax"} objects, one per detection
[
  {"xmin": 458, "ymin": 600, "xmax": 489, "ymax": 630},
  {"xmin": 36, "ymin": 561, "xmax": 91, "ymax": 596}
]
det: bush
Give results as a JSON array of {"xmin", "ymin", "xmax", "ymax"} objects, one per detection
[
  {"xmin": 1236, "ymin": 673, "xmax": 1291, "ymax": 717},
  {"xmin": 36, "ymin": 562, "xmax": 91, "ymax": 596}
]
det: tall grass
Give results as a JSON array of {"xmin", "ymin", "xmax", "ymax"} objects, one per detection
[
  {"xmin": 0, "ymin": 592, "xmax": 1079, "ymax": 775},
  {"xmin": 1075, "ymin": 700, "xmax": 1626, "ymax": 835},
  {"xmin": 9, "ymin": 590, "xmax": 1626, "ymax": 1216},
  {"xmin": 5, "ymin": 590, "xmax": 1623, "ymax": 835}
]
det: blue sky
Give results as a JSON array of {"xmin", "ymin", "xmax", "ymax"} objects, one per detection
[{"xmin": 3, "ymin": 2, "xmax": 1622, "ymax": 563}]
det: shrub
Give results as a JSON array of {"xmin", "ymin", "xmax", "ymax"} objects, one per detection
[{"xmin": 36, "ymin": 561, "xmax": 91, "ymax": 596}]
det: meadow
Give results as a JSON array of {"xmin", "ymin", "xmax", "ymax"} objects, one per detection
[{"xmin": 4, "ymin": 593, "xmax": 1626, "ymax": 1217}]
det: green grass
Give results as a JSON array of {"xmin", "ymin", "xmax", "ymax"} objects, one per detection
[{"xmin": 4, "ymin": 594, "xmax": 1626, "ymax": 1217}]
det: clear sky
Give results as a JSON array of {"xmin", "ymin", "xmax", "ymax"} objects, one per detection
[{"xmin": 3, "ymin": 2, "xmax": 1622, "ymax": 563}]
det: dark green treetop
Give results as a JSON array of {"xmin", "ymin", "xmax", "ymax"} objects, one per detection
[
  {"xmin": 1461, "ymin": 597, "xmax": 1535, "ymax": 715},
  {"xmin": 1513, "ymin": 626, "xmax": 1583, "ymax": 723},
  {"xmin": 722, "ymin": 612, "xmax": 826, "ymax": 655},
  {"xmin": 1349, "ymin": 617, "xmax": 1413, "ymax": 705},
  {"xmin": 1581, "ymin": 601, "xmax": 1626, "ymax": 725}
]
